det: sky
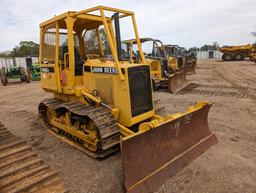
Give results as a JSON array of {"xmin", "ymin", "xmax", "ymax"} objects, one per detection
[{"xmin": 0, "ymin": 0, "xmax": 256, "ymax": 52}]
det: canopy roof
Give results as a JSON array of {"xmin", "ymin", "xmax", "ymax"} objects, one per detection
[
  {"xmin": 122, "ymin": 38, "xmax": 163, "ymax": 45},
  {"xmin": 40, "ymin": 5, "xmax": 134, "ymax": 29}
]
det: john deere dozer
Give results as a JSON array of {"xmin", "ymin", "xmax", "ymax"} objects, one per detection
[
  {"xmin": 164, "ymin": 44, "xmax": 196, "ymax": 75},
  {"xmin": 180, "ymin": 47, "xmax": 197, "ymax": 75},
  {"xmin": 38, "ymin": 6, "xmax": 218, "ymax": 193},
  {"xmin": 122, "ymin": 38, "xmax": 188, "ymax": 93},
  {"xmin": 185, "ymin": 50, "xmax": 197, "ymax": 74}
]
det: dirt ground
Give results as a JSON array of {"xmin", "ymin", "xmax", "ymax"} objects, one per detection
[{"xmin": 0, "ymin": 59, "xmax": 256, "ymax": 193}]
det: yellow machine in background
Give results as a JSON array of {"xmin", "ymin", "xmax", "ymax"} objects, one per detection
[
  {"xmin": 250, "ymin": 53, "xmax": 256, "ymax": 63},
  {"xmin": 249, "ymin": 45, "xmax": 256, "ymax": 63},
  {"xmin": 219, "ymin": 44, "xmax": 256, "ymax": 61},
  {"xmin": 122, "ymin": 38, "xmax": 188, "ymax": 93},
  {"xmin": 185, "ymin": 50, "xmax": 197, "ymax": 74},
  {"xmin": 164, "ymin": 45, "xmax": 185, "ymax": 71},
  {"xmin": 38, "ymin": 6, "xmax": 218, "ymax": 193},
  {"xmin": 164, "ymin": 44, "xmax": 196, "ymax": 74}
]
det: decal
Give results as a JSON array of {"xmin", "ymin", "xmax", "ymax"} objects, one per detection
[{"xmin": 92, "ymin": 67, "xmax": 118, "ymax": 74}]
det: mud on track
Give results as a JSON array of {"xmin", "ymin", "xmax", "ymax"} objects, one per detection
[{"xmin": 0, "ymin": 59, "xmax": 256, "ymax": 193}]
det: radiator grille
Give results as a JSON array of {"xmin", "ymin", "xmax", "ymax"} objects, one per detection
[{"xmin": 128, "ymin": 66, "xmax": 153, "ymax": 117}]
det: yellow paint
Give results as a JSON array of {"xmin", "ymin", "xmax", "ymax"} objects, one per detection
[
  {"xmin": 122, "ymin": 38, "xmax": 183, "ymax": 86},
  {"xmin": 39, "ymin": 6, "xmax": 212, "ymax": 150}
]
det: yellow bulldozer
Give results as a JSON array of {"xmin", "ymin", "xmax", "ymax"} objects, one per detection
[
  {"xmin": 219, "ymin": 44, "xmax": 256, "ymax": 61},
  {"xmin": 38, "ymin": 6, "xmax": 218, "ymax": 193},
  {"xmin": 164, "ymin": 44, "xmax": 197, "ymax": 74},
  {"xmin": 122, "ymin": 38, "xmax": 188, "ymax": 93},
  {"xmin": 164, "ymin": 45, "xmax": 185, "ymax": 71},
  {"xmin": 184, "ymin": 50, "xmax": 197, "ymax": 74}
]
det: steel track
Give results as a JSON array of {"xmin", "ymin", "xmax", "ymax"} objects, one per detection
[{"xmin": 38, "ymin": 98, "xmax": 120, "ymax": 159}]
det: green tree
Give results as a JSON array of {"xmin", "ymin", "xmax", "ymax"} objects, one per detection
[
  {"xmin": 200, "ymin": 42, "xmax": 219, "ymax": 51},
  {"xmin": 99, "ymin": 28, "xmax": 111, "ymax": 55},
  {"xmin": 11, "ymin": 41, "xmax": 39, "ymax": 57},
  {"xmin": 0, "ymin": 51, "xmax": 11, "ymax": 57},
  {"xmin": 189, "ymin": 47, "xmax": 199, "ymax": 52},
  {"xmin": 83, "ymin": 30, "xmax": 99, "ymax": 54}
]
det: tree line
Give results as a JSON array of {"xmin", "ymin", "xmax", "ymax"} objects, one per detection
[
  {"xmin": 0, "ymin": 40, "xmax": 220, "ymax": 58},
  {"xmin": 188, "ymin": 42, "xmax": 220, "ymax": 52},
  {"xmin": 1, "ymin": 35, "xmax": 255, "ymax": 58},
  {"xmin": 0, "ymin": 41, "xmax": 39, "ymax": 58}
]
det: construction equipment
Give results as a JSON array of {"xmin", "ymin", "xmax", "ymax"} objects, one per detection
[
  {"xmin": 219, "ymin": 44, "xmax": 256, "ymax": 61},
  {"xmin": 0, "ymin": 68, "xmax": 7, "ymax": 86},
  {"xmin": 164, "ymin": 45, "xmax": 186, "ymax": 71},
  {"xmin": 38, "ymin": 6, "xmax": 218, "ymax": 193},
  {"xmin": 184, "ymin": 50, "xmax": 197, "ymax": 74},
  {"xmin": 0, "ymin": 65, "xmax": 30, "ymax": 86},
  {"xmin": 0, "ymin": 121, "xmax": 67, "ymax": 193},
  {"xmin": 250, "ymin": 53, "xmax": 256, "ymax": 63},
  {"xmin": 26, "ymin": 57, "xmax": 41, "ymax": 81},
  {"xmin": 164, "ymin": 44, "xmax": 196, "ymax": 75},
  {"xmin": 249, "ymin": 46, "xmax": 256, "ymax": 63},
  {"xmin": 31, "ymin": 63, "xmax": 41, "ymax": 80},
  {"xmin": 122, "ymin": 38, "xmax": 188, "ymax": 93},
  {"xmin": 0, "ymin": 58, "xmax": 31, "ymax": 86}
]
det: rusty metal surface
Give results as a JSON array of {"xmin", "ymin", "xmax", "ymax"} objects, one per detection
[
  {"xmin": 169, "ymin": 69, "xmax": 188, "ymax": 93},
  {"xmin": 186, "ymin": 64, "xmax": 196, "ymax": 75},
  {"xmin": 0, "ymin": 122, "xmax": 68, "ymax": 193},
  {"xmin": 168, "ymin": 73, "xmax": 178, "ymax": 93},
  {"xmin": 121, "ymin": 104, "xmax": 218, "ymax": 193}
]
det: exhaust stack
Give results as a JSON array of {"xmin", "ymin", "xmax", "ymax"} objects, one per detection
[{"xmin": 113, "ymin": 13, "xmax": 123, "ymax": 61}]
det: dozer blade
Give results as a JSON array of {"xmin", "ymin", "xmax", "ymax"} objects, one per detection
[
  {"xmin": 186, "ymin": 64, "xmax": 196, "ymax": 75},
  {"xmin": 168, "ymin": 69, "xmax": 188, "ymax": 93},
  {"xmin": 121, "ymin": 102, "xmax": 218, "ymax": 193}
]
